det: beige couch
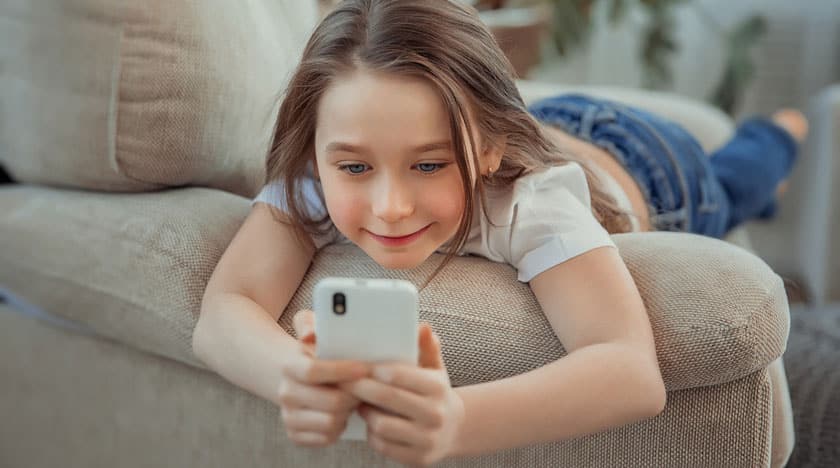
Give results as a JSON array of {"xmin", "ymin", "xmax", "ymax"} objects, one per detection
[{"xmin": 0, "ymin": 1, "xmax": 795, "ymax": 467}]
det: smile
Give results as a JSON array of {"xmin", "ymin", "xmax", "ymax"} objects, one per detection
[{"xmin": 367, "ymin": 224, "xmax": 432, "ymax": 247}]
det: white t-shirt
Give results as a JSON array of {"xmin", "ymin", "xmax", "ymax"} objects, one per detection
[{"xmin": 253, "ymin": 162, "xmax": 616, "ymax": 282}]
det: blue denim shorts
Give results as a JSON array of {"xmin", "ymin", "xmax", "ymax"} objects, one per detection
[{"xmin": 527, "ymin": 94, "xmax": 796, "ymax": 237}]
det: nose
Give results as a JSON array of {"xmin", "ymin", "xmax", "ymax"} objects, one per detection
[{"xmin": 371, "ymin": 175, "xmax": 414, "ymax": 223}]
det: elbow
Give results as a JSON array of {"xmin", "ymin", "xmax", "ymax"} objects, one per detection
[
  {"xmin": 647, "ymin": 378, "xmax": 667, "ymax": 418},
  {"xmin": 610, "ymin": 344, "xmax": 667, "ymax": 419},
  {"xmin": 619, "ymin": 347, "xmax": 666, "ymax": 420},
  {"xmin": 642, "ymin": 363, "xmax": 667, "ymax": 418},
  {"xmin": 191, "ymin": 314, "xmax": 210, "ymax": 365},
  {"xmin": 191, "ymin": 297, "xmax": 217, "ymax": 366},
  {"xmin": 624, "ymin": 345, "xmax": 666, "ymax": 418}
]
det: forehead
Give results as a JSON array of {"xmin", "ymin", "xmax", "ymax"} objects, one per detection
[{"xmin": 315, "ymin": 70, "xmax": 452, "ymax": 144}]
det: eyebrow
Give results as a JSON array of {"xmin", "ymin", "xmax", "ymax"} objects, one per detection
[{"xmin": 324, "ymin": 140, "xmax": 452, "ymax": 154}]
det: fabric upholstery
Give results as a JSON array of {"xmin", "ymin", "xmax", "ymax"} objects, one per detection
[
  {"xmin": 0, "ymin": 185, "xmax": 250, "ymax": 367},
  {"xmin": 0, "ymin": 0, "xmax": 318, "ymax": 197},
  {"xmin": 0, "ymin": 184, "xmax": 789, "ymax": 391},
  {"xmin": 0, "ymin": 304, "xmax": 775, "ymax": 468}
]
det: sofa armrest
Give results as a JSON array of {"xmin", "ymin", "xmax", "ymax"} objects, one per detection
[{"xmin": 286, "ymin": 234, "xmax": 789, "ymax": 391}]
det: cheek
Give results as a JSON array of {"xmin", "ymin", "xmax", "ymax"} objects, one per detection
[
  {"xmin": 322, "ymin": 183, "xmax": 365, "ymax": 231},
  {"xmin": 425, "ymin": 179, "xmax": 466, "ymax": 229}
]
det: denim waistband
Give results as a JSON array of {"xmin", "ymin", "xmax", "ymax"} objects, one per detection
[{"xmin": 528, "ymin": 94, "xmax": 722, "ymax": 233}]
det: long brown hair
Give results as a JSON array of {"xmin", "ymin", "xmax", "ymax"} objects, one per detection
[{"xmin": 266, "ymin": 0, "xmax": 634, "ymax": 280}]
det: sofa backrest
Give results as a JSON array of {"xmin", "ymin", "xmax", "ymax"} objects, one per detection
[{"xmin": 0, "ymin": 0, "xmax": 319, "ymax": 197}]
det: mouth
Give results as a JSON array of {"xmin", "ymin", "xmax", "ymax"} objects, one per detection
[{"xmin": 367, "ymin": 224, "xmax": 432, "ymax": 247}]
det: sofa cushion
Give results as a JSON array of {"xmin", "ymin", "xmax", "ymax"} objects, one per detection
[
  {"xmin": 0, "ymin": 185, "xmax": 788, "ymax": 390},
  {"xmin": 0, "ymin": 185, "xmax": 250, "ymax": 367},
  {"xmin": 0, "ymin": 0, "xmax": 318, "ymax": 197}
]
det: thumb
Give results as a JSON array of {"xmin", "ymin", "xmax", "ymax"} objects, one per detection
[
  {"xmin": 418, "ymin": 323, "xmax": 444, "ymax": 370},
  {"xmin": 293, "ymin": 309, "xmax": 316, "ymax": 346}
]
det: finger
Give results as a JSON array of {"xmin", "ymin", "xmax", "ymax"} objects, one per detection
[
  {"xmin": 368, "ymin": 433, "xmax": 425, "ymax": 466},
  {"xmin": 282, "ymin": 407, "xmax": 348, "ymax": 435},
  {"xmin": 293, "ymin": 309, "xmax": 315, "ymax": 342},
  {"xmin": 285, "ymin": 356, "xmax": 369, "ymax": 385},
  {"xmin": 369, "ymin": 363, "xmax": 445, "ymax": 397},
  {"xmin": 279, "ymin": 378, "xmax": 361, "ymax": 412},
  {"xmin": 287, "ymin": 431, "xmax": 331, "ymax": 448},
  {"xmin": 337, "ymin": 378, "xmax": 439, "ymax": 426},
  {"xmin": 418, "ymin": 323, "xmax": 445, "ymax": 370},
  {"xmin": 360, "ymin": 404, "xmax": 433, "ymax": 448},
  {"xmin": 300, "ymin": 341, "xmax": 316, "ymax": 358},
  {"xmin": 301, "ymin": 332, "xmax": 316, "ymax": 346}
]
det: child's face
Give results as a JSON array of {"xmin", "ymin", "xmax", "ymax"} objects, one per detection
[{"xmin": 314, "ymin": 69, "xmax": 489, "ymax": 269}]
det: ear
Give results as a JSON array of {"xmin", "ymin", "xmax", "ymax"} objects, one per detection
[{"xmin": 480, "ymin": 136, "xmax": 506, "ymax": 176}]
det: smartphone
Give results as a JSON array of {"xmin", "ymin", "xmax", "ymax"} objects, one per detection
[{"xmin": 312, "ymin": 277, "xmax": 419, "ymax": 441}]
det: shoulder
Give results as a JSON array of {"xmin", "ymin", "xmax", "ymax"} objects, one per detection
[
  {"xmin": 252, "ymin": 177, "xmax": 342, "ymax": 249},
  {"xmin": 482, "ymin": 162, "xmax": 590, "ymax": 215},
  {"xmin": 253, "ymin": 176, "xmax": 325, "ymax": 214},
  {"xmin": 511, "ymin": 162, "xmax": 591, "ymax": 204},
  {"xmin": 481, "ymin": 162, "xmax": 615, "ymax": 282}
]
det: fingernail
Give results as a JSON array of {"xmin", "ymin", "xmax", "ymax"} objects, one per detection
[{"xmin": 372, "ymin": 366, "xmax": 392, "ymax": 383}]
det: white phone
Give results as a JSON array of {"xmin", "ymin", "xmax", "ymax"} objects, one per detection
[{"xmin": 312, "ymin": 277, "xmax": 419, "ymax": 441}]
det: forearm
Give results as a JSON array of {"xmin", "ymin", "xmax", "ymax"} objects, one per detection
[
  {"xmin": 193, "ymin": 292, "xmax": 299, "ymax": 404},
  {"xmin": 451, "ymin": 342, "xmax": 666, "ymax": 457}
]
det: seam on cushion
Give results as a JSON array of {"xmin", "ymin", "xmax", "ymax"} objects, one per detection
[
  {"xmin": 418, "ymin": 306, "xmax": 556, "ymax": 336},
  {"xmin": 0, "ymin": 257, "xmax": 193, "ymax": 331},
  {"xmin": 107, "ymin": 25, "xmax": 167, "ymax": 189},
  {"xmin": 718, "ymin": 273, "xmax": 786, "ymax": 387},
  {"xmin": 752, "ymin": 274, "xmax": 788, "ymax": 361},
  {"xmin": 106, "ymin": 25, "xmax": 121, "ymax": 175},
  {"xmin": 0, "ymin": 281, "xmax": 204, "ymax": 371},
  {"xmin": 3, "ymin": 190, "xmax": 205, "ymax": 263},
  {"xmin": 0, "ymin": 251, "xmax": 196, "ymax": 346},
  {"xmin": 0, "ymin": 285, "xmax": 97, "ymax": 335},
  {"xmin": 0, "ymin": 261, "xmax": 202, "ymax": 370},
  {"xmin": 662, "ymin": 322, "xmax": 752, "ymax": 390}
]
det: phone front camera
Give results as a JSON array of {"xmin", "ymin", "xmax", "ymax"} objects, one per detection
[{"xmin": 333, "ymin": 292, "xmax": 346, "ymax": 315}]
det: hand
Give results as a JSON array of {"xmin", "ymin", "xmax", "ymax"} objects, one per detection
[
  {"xmin": 278, "ymin": 309, "xmax": 370, "ymax": 447},
  {"xmin": 339, "ymin": 323, "xmax": 465, "ymax": 467}
]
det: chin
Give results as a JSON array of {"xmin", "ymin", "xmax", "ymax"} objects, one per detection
[{"xmin": 368, "ymin": 250, "xmax": 430, "ymax": 270}]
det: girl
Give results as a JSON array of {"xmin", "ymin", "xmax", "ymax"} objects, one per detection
[{"xmin": 193, "ymin": 0, "xmax": 806, "ymax": 466}]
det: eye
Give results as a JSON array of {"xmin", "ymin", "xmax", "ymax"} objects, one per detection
[
  {"xmin": 416, "ymin": 162, "xmax": 448, "ymax": 174},
  {"xmin": 338, "ymin": 163, "xmax": 368, "ymax": 175}
]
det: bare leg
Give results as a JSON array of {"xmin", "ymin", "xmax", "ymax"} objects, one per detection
[{"xmin": 771, "ymin": 109, "xmax": 809, "ymax": 198}]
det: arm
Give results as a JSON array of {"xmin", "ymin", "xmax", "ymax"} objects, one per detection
[
  {"xmin": 192, "ymin": 203, "xmax": 315, "ymax": 403},
  {"xmin": 451, "ymin": 246, "xmax": 666, "ymax": 457},
  {"xmin": 195, "ymin": 203, "xmax": 374, "ymax": 447}
]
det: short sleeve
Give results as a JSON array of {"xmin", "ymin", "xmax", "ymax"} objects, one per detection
[
  {"xmin": 251, "ymin": 177, "xmax": 339, "ymax": 249},
  {"xmin": 505, "ymin": 163, "xmax": 616, "ymax": 282}
]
